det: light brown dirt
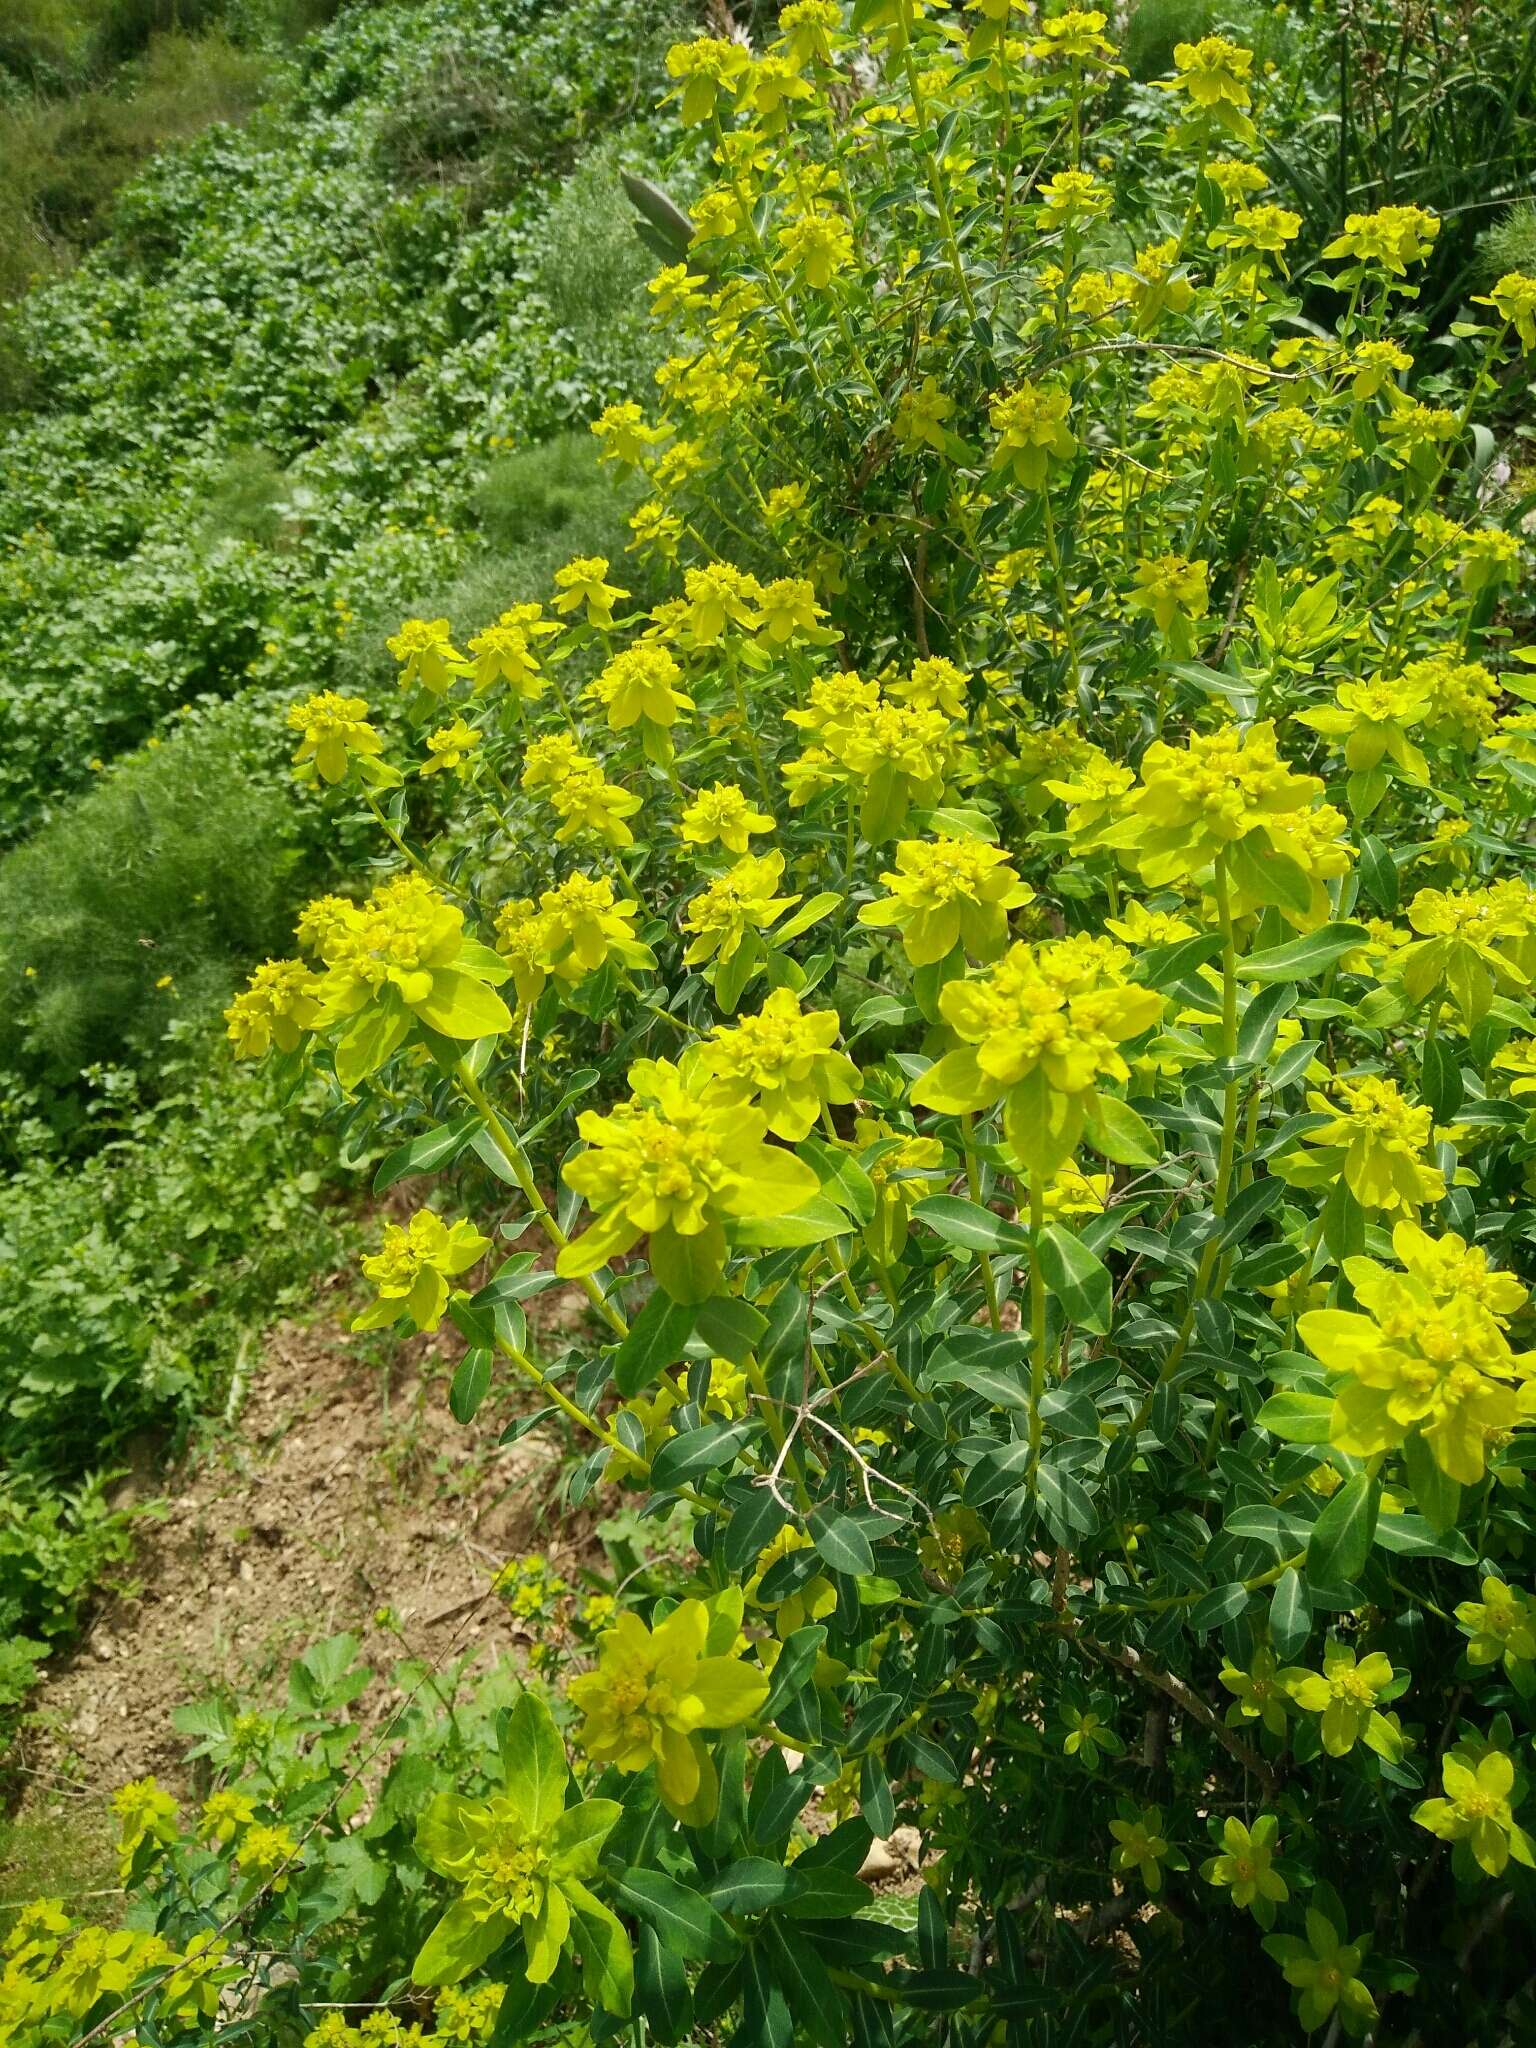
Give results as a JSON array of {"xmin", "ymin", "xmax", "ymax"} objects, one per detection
[{"xmin": 6, "ymin": 1277, "xmax": 598, "ymax": 1825}]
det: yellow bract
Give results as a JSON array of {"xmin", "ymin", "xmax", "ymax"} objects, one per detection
[{"xmin": 568, "ymin": 1596, "xmax": 768, "ymax": 1819}]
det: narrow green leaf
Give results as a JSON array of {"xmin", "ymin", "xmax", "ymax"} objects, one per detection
[
  {"xmin": 612, "ymin": 1289, "xmax": 697, "ymax": 1399},
  {"xmin": 912, "ymin": 1195, "xmax": 1029, "ymax": 1253},
  {"xmin": 1306, "ymin": 1472, "xmax": 1377, "ymax": 1588},
  {"xmin": 1036, "ymin": 1225, "xmax": 1112, "ymax": 1334},
  {"xmin": 448, "ymin": 1348, "xmax": 491, "ymax": 1424}
]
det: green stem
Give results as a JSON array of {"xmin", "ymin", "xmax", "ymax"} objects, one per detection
[
  {"xmin": 960, "ymin": 1113, "xmax": 1004, "ymax": 1331},
  {"xmin": 1027, "ymin": 1173, "xmax": 1047, "ymax": 1489},
  {"xmin": 455, "ymin": 1062, "xmax": 628, "ymax": 1337}
]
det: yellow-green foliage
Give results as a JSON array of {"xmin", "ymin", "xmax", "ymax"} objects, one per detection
[{"xmin": 17, "ymin": 4, "xmax": 1536, "ymax": 2045}]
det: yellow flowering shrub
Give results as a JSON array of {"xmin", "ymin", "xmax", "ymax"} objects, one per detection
[{"xmin": 198, "ymin": 5, "xmax": 1536, "ymax": 2043}]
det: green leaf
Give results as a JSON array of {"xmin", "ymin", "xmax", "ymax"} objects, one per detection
[
  {"xmin": 911, "ymin": 1195, "xmax": 1029, "ymax": 1253},
  {"xmin": 761, "ymin": 1625, "xmax": 827, "ymax": 1722},
  {"xmin": 412, "ymin": 1899, "xmax": 510, "ymax": 1987},
  {"xmin": 696, "ymin": 1295, "xmax": 769, "ymax": 1365},
  {"xmin": 773, "ymin": 890, "xmax": 842, "ymax": 943},
  {"xmin": 1036, "ymin": 1225, "xmax": 1112, "ymax": 1334},
  {"xmin": 1269, "ymin": 1566, "xmax": 1312, "ymax": 1660},
  {"xmin": 1237, "ymin": 982, "xmax": 1297, "ymax": 1066},
  {"xmin": 649, "ymin": 1420, "xmax": 757, "ymax": 1491},
  {"xmin": 1083, "ymin": 1093, "xmax": 1160, "ymax": 1166},
  {"xmin": 1189, "ymin": 1581, "xmax": 1249, "ymax": 1633},
  {"xmin": 809, "ymin": 1508, "xmax": 876, "ymax": 1577},
  {"xmin": 448, "ymin": 1348, "xmax": 492, "ymax": 1425},
  {"xmin": 635, "ymin": 1922, "xmax": 693, "ymax": 2041},
  {"xmin": 706, "ymin": 1856, "xmax": 795, "ymax": 1914},
  {"xmin": 612, "ymin": 1867, "xmax": 737, "ymax": 1964},
  {"xmin": 1255, "ymin": 1391, "xmax": 1334, "ymax": 1442},
  {"xmin": 1229, "ymin": 833, "xmax": 1313, "ymax": 918},
  {"xmin": 1420, "ymin": 1036, "xmax": 1463, "ymax": 1122},
  {"xmin": 764, "ymin": 1918, "xmax": 844, "ymax": 2048},
  {"xmin": 784, "ymin": 1866, "xmax": 875, "ymax": 1919},
  {"xmin": 564, "ymin": 1878, "xmax": 634, "ymax": 2016},
  {"xmin": 1240, "ymin": 923, "xmax": 1370, "ymax": 983},
  {"xmin": 731, "ymin": 1197, "xmax": 853, "ymax": 1248},
  {"xmin": 1036, "ymin": 1461, "xmax": 1097, "ymax": 1538},
  {"xmin": 1401, "ymin": 1431, "xmax": 1462, "ymax": 1534},
  {"xmin": 715, "ymin": 927, "xmax": 762, "ymax": 1014},
  {"xmin": 1359, "ymin": 834, "xmax": 1399, "ymax": 913},
  {"xmin": 612, "ymin": 1289, "xmax": 697, "ymax": 1399},
  {"xmin": 1306, "ymin": 1472, "xmax": 1377, "ymax": 1589},
  {"xmin": 373, "ymin": 1112, "xmax": 482, "ymax": 1193},
  {"xmin": 498, "ymin": 1692, "xmax": 568, "ymax": 1834}
]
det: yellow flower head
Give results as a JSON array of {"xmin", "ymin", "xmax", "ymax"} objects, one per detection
[
  {"xmin": 1283, "ymin": 1642, "xmax": 1400, "ymax": 1758},
  {"xmin": 311, "ymin": 872, "xmax": 512, "ymax": 1070},
  {"xmin": 1037, "ymin": 169, "xmax": 1110, "ymax": 231},
  {"xmin": 1455, "ymin": 1578, "xmax": 1536, "ymax": 1672},
  {"xmin": 700, "ymin": 986, "xmax": 860, "ymax": 1140},
  {"xmin": 200, "ymin": 1789, "xmax": 257, "ymax": 1847},
  {"xmin": 568, "ymin": 1598, "xmax": 769, "ymax": 1818},
  {"xmin": 553, "ymin": 556, "xmax": 629, "ymax": 630},
  {"xmin": 1402, "ymin": 654, "xmax": 1498, "ymax": 748},
  {"xmin": 1392, "ymin": 1217, "xmax": 1529, "ymax": 1322},
  {"xmin": 629, "ymin": 500, "xmax": 685, "ymax": 562},
  {"xmin": 238, "ymin": 1822, "xmax": 299, "ymax": 1891},
  {"xmin": 912, "ymin": 938, "xmax": 1162, "ymax": 1170},
  {"xmin": 1474, "ymin": 270, "xmax": 1536, "ymax": 350},
  {"xmin": 466, "ymin": 620, "xmax": 545, "ymax": 699},
  {"xmin": 666, "ymin": 34, "xmax": 750, "ymax": 124},
  {"xmin": 680, "ymin": 781, "xmax": 776, "ymax": 854},
  {"xmin": 547, "ymin": 763, "xmax": 644, "ymax": 848},
  {"xmin": 894, "ymin": 374, "xmax": 956, "ymax": 452},
  {"xmin": 1128, "ymin": 553, "xmax": 1209, "ymax": 632},
  {"xmin": 1030, "ymin": 8, "xmax": 1118, "ymax": 67},
  {"xmin": 777, "ymin": 0, "xmax": 840, "ymax": 67},
  {"xmin": 681, "ymin": 850, "xmax": 801, "ymax": 965},
  {"xmin": 225, "ymin": 957, "xmax": 322, "ymax": 1060},
  {"xmin": 113, "ymin": 1776, "xmax": 179, "ymax": 1874},
  {"xmin": 420, "ymin": 716, "xmax": 482, "ymax": 779},
  {"xmin": 892, "ymin": 654, "xmax": 969, "ymax": 719},
  {"xmin": 858, "ymin": 833, "xmax": 1034, "ymax": 966},
  {"xmin": 777, "ymin": 208, "xmax": 854, "ymax": 288},
  {"xmin": 354, "ymin": 1207, "xmax": 491, "ymax": 1334},
  {"xmin": 757, "ymin": 576, "xmax": 831, "ymax": 645},
  {"xmin": 989, "ymin": 381, "xmax": 1076, "ymax": 489},
  {"xmin": 557, "ymin": 1055, "xmax": 819, "ymax": 1299},
  {"xmin": 1351, "ymin": 337, "xmax": 1413, "ymax": 399},
  {"xmin": 587, "ymin": 643, "xmax": 692, "ymax": 730},
  {"xmin": 590, "ymin": 400, "xmax": 664, "ymax": 467},
  {"xmin": 1292, "ymin": 1073, "xmax": 1445, "ymax": 1215},
  {"xmin": 1413, "ymin": 1747, "xmax": 1535, "ymax": 1877},
  {"xmin": 1161, "ymin": 37, "xmax": 1256, "ymax": 139},
  {"xmin": 537, "ymin": 872, "xmax": 654, "ymax": 985},
  {"xmin": 1299, "ymin": 1248, "xmax": 1527, "ymax": 1485},
  {"xmin": 287, "ymin": 691, "xmax": 383, "ymax": 784},
  {"xmin": 521, "ymin": 732, "xmax": 587, "ymax": 792},
  {"xmin": 387, "ymin": 618, "xmax": 468, "ymax": 694},
  {"xmin": 1087, "ymin": 720, "xmax": 1322, "ymax": 887},
  {"xmin": 681, "ymin": 562, "xmax": 765, "ymax": 643},
  {"xmin": 1202, "ymin": 157, "xmax": 1267, "ymax": 204},
  {"xmin": 648, "ymin": 262, "xmax": 710, "ymax": 321},
  {"xmin": 1202, "ymin": 1814, "xmax": 1289, "ymax": 1917},
  {"xmin": 1323, "ymin": 205, "xmax": 1440, "ymax": 279}
]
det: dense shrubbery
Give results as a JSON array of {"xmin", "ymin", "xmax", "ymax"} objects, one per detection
[
  {"xmin": 0, "ymin": 0, "xmax": 687, "ymax": 1730},
  {"xmin": 11, "ymin": 2, "xmax": 1536, "ymax": 2044},
  {"xmin": 0, "ymin": 0, "xmax": 684, "ymax": 842},
  {"xmin": 48, "ymin": 4, "xmax": 1531, "ymax": 2044},
  {"xmin": 0, "ymin": 1019, "xmax": 343, "ymax": 1487}
]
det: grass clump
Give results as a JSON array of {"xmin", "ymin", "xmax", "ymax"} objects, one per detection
[{"xmin": 0, "ymin": 702, "xmax": 309, "ymax": 1086}]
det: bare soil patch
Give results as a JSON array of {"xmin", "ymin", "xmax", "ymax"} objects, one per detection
[{"xmin": 4, "ymin": 1278, "xmax": 596, "ymax": 1863}]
